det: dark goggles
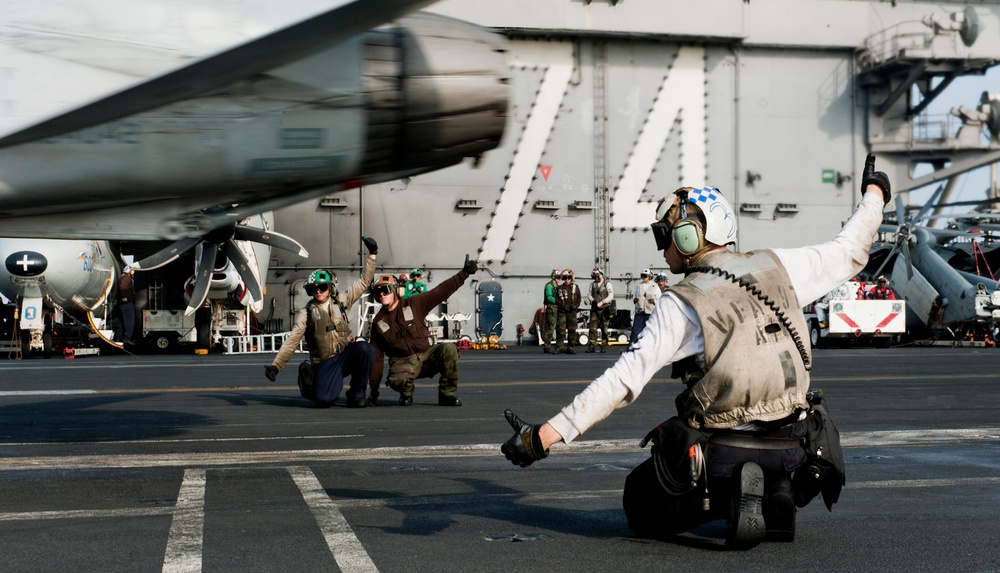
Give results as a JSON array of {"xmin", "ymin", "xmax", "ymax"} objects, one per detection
[
  {"xmin": 650, "ymin": 221, "xmax": 672, "ymax": 251},
  {"xmin": 561, "ymin": 275, "xmax": 572, "ymax": 280},
  {"xmin": 304, "ymin": 283, "xmax": 330, "ymax": 295},
  {"xmin": 374, "ymin": 284, "xmax": 395, "ymax": 296}
]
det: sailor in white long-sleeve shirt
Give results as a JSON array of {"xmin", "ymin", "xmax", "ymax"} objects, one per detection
[{"xmin": 502, "ymin": 154, "xmax": 891, "ymax": 548}]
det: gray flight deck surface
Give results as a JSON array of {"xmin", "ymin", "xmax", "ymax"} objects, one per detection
[{"xmin": 0, "ymin": 347, "xmax": 998, "ymax": 572}]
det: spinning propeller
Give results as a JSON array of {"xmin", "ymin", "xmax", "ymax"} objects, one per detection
[{"xmin": 129, "ymin": 218, "xmax": 308, "ymax": 315}]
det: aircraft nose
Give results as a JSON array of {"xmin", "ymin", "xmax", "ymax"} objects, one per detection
[{"xmin": 4, "ymin": 251, "xmax": 47, "ymax": 277}]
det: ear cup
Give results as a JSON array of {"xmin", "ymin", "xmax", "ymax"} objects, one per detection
[{"xmin": 672, "ymin": 220, "xmax": 704, "ymax": 255}]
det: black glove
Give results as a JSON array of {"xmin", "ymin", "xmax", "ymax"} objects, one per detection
[
  {"xmin": 501, "ymin": 409, "xmax": 549, "ymax": 467},
  {"xmin": 463, "ymin": 255, "xmax": 478, "ymax": 275},
  {"xmin": 362, "ymin": 236, "xmax": 378, "ymax": 255},
  {"xmin": 861, "ymin": 153, "xmax": 891, "ymax": 205},
  {"xmin": 264, "ymin": 365, "xmax": 279, "ymax": 381}
]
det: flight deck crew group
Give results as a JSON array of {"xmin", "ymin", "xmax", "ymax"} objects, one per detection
[{"xmin": 261, "ymin": 153, "xmax": 893, "ymax": 551}]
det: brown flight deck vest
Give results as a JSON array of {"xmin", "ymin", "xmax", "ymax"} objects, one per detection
[
  {"xmin": 304, "ymin": 298, "xmax": 353, "ymax": 362},
  {"xmin": 669, "ymin": 250, "xmax": 811, "ymax": 429}
]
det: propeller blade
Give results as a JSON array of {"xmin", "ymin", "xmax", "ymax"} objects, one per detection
[
  {"xmin": 130, "ymin": 237, "xmax": 201, "ymax": 270},
  {"xmin": 233, "ymin": 225, "xmax": 309, "ymax": 257},
  {"xmin": 895, "ymin": 195, "xmax": 906, "ymax": 226},
  {"xmin": 871, "ymin": 244, "xmax": 900, "ymax": 279},
  {"xmin": 185, "ymin": 243, "xmax": 218, "ymax": 316},
  {"xmin": 900, "ymin": 238, "xmax": 914, "ymax": 280},
  {"xmin": 220, "ymin": 239, "xmax": 263, "ymax": 304}
]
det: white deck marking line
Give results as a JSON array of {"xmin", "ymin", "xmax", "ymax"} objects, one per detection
[
  {"xmin": 0, "ymin": 506, "xmax": 175, "ymax": 521},
  {"xmin": 288, "ymin": 466, "xmax": 379, "ymax": 573},
  {"xmin": 0, "ymin": 435, "xmax": 364, "ymax": 447},
  {"xmin": 0, "ymin": 429, "xmax": 997, "ymax": 472},
  {"xmin": 1, "ymin": 474, "xmax": 997, "ymax": 528},
  {"xmin": 0, "ymin": 390, "xmax": 97, "ymax": 396},
  {"xmin": 162, "ymin": 468, "xmax": 206, "ymax": 573}
]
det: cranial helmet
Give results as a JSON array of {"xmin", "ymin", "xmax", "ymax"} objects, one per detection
[
  {"xmin": 591, "ymin": 268, "xmax": 603, "ymax": 280},
  {"xmin": 641, "ymin": 268, "xmax": 652, "ymax": 278},
  {"xmin": 656, "ymin": 272, "xmax": 669, "ymax": 283},
  {"xmin": 651, "ymin": 186, "xmax": 738, "ymax": 255},
  {"xmin": 305, "ymin": 269, "xmax": 335, "ymax": 295},
  {"xmin": 411, "ymin": 268, "xmax": 423, "ymax": 277},
  {"xmin": 372, "ymin": 274, "xmax": 399, "ymax": 297},
  {"xmin": 551, "ymin": 268, "xmax": 562, "ymax": 280},
  {"xmin": 374, "ymin": 274, "xmax": 397, "ymax": 288},
  {"xmin": 307, "ymin": 269, "xmax": 335, "ymax": 287}
]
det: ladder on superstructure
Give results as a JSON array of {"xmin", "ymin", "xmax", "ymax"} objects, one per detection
[{"xmin": 593, "ymin": 42, "xmax": 610, "ymax": 274}]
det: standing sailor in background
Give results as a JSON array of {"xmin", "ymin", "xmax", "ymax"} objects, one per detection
[{"xmin": 586, "ymin": 268, "xmax": 614, "ymax": 353}]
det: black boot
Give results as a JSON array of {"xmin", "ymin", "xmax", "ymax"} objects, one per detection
[
  {"xmin": 438, "ymin": 393, "xmax": 462, "ymax": 407},
  {"xmin": 763, "ymin": 475, "xmax": 796, "ymax": 542},
  {"xmin": 345, "ymin": 397, "xmax": 367, "ymax": 408},
  {"xmin": 726, "ymin": 462, "xmax": 766, "ymax": 550},
  {"xmin": 398, "ymin": 395, "xmax": 413, "ymax": 406},
  {"xmin": 566, "ymin": 347, "xmax": 576, "ymax": 354},
  {"xmin": 585, "ymin": 347, "xmax": 596, "ymax": 353}
]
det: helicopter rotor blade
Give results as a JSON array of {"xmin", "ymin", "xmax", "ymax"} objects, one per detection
[
  {"xmin": 913, "ymin": 183, "xmax": 946, "ymax": 225},
  {"xmin": 900, "ymin": 237, "xmax": 914, "ymax": 280},
  {"xmin": 872, "ymin": 243, "xmax": 900, "ymax": 279}
]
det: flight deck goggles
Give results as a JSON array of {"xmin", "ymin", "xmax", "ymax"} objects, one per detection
[
  {"xmin": 374, "ymin": 284, "xmax": 395, "ymax": 296},
  {"xmin": 650, "ymin": 221, "xmax": 673, "ymax": 251},
  {"xmin": 304, "ymin": 283, "xmax": 330, "ymax": 295}
]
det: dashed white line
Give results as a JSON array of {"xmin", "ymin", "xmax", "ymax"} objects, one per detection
[
  {"xmin": 162, "ymin": 468, "xmax": 206, "ymax": 573},
  {"xmin": 288, "ymin": 466, "xmax": 379, "ymax": 573}
]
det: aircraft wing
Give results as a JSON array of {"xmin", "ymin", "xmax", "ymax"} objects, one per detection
[{"xmin": 0, "ymin": 0, "xmax": 436, "ymax": 149}]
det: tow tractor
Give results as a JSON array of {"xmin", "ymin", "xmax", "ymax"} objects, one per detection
[{"xmin": 803, "ymin": 281, "xmax": 906, "ymax": 348}]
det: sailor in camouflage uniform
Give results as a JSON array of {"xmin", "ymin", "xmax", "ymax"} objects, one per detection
[{"xmin": 369, "ymin": 257, "xmax": 479, "ymax": 406}]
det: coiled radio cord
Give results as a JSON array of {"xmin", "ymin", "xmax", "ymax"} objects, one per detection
[{"xmin": 685, "ymin": 265, "xmax": 811, "ymax": 371}]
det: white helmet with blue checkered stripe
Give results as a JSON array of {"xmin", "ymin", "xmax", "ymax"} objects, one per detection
[{"xmin": 655, "ymin": 186, "xmax": 737, "ymax": 248}]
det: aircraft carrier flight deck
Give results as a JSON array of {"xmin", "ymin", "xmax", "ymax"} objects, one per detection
[{"xmin": 0, "ymin": 346, "xmax": 996, "ymax": 573}]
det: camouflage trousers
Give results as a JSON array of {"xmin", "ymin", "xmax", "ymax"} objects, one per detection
[
  {"xmin": 541, "ymin": 303, "xmax": 558, "ymax": 346},
  {"xmin": 386, "ymin": 343, "xmax": 459, "ymax": 398},
  {"xmin": 587, "ymin": 306, "xmax": 611, "ymax": 349},
  {"xmin": 555, "ymin": 310, "xmax": 577, "ymax": 352}
]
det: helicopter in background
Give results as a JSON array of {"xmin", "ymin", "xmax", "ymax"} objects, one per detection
[{"xmin": 866, "ymin": 189, "xmax": 1000, "ymax": 343}]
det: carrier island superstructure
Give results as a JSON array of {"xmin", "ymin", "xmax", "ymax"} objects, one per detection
[{"xmin": 266, "ymin": 0, "xmax": 1000, "ymax": 341}]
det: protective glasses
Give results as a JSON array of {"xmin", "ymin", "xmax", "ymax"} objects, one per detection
[
  {"xmin": 650, "ymin": 193, "xmax": 689, "ymax": 251},
  {"xmin": 561, "ymin": 275, "xmax": 572, "ymax": 280},
  {"xmin": 304, "ymin": 283, "xmax": 330, "ymax": 295},
  {"xmin": 374, "ymin": 284, "xmax": 394, "ymax": 296},
  {"xmin": 650, "ymin": 220, "xmax": 672, "ymax": 251}
]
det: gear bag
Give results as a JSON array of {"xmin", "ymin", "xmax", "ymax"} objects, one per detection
[
  {"xmin": 793, "ymin": 390, "xmax": 845, "ymax": 511},
  {"xmin": 640, "ymin": 416, "xmax": 707, "ymax": 496}
]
